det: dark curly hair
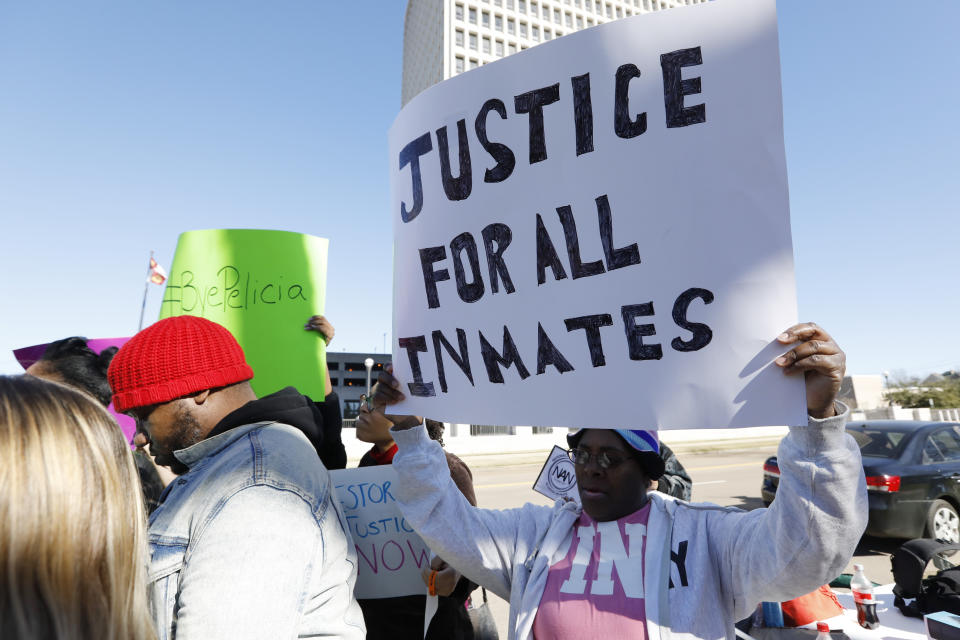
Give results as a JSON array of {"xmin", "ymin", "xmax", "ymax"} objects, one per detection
[
  {"xmin": 424, "ymin": 418, "xmax": 445, "ymax": 447},
  {"xmin": 38, "ymin": 337, "xmax": 117, "ymax": 407}
]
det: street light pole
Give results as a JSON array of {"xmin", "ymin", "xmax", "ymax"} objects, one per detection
[{"xmin": 364, "ymin": 357, "xmax": 375, "ymax": 395}]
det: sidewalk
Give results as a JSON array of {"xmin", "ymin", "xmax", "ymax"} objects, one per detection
[{"xmin": 346, "ymin": 426, "xmax": 789, "ymax": 468}]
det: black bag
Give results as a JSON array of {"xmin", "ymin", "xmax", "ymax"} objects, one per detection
[
  {"xmin": 892, "ymin": 538, "xmax": 960, "ymax": 617},
  {"xmin": 467, "ymin": 588, "xmax": 499, "ymax": 640}
]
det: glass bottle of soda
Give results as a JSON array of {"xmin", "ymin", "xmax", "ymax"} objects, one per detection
[
  {"xmin": 815, "ymin": 621, "xmax": 831, "ymax": 640},
  {"xmin": 851, "ymin": 563, "xmax": 880, "ymax": 629}
]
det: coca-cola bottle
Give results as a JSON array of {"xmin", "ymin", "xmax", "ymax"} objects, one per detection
[
  {"xmin": 851, "ymin": 563, "xmax": 880, "ymax": 629},
  {"xmin": 815, "ymin": 621, "xmax": 831, "ymax": 639}
]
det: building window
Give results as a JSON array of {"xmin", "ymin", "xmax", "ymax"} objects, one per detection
[
  {"xmin": 469, "ymin": 33, "xmax": 478, "ymax": 49},
  {"xmin": 470, "ymin": 424, "xmax": 517, "ymax": 436},
  {"xmin": 343, "ymin": 400, "xmax": 360, "ymax": 420},
  {"xmin": 482, "ymin": 36, "xmax": 491, "ymax": 53},
  {"xmin": 544, "ymin": 28, "xmax": 552, "ymax": 39},
  {"xmin": 455, "ymin": 29, "xmax": 464, "ymax": 46},
  {"xmin": 532, "ymin": 427, "xmax": 554, "ymax": 434},
  {"xmin": 330, "ymin": 378, "xmax": 339, "ymax": 387},
  {"xmin": 456, "ymin": 3, "xmax": 464, "ymax": 20},
  {"xmin": 519, "ymin": 22, "xmax": 528, "ymax": 37},
  {"xmin": 565, "ymin": 11, "xmax": 572, "ymax": 26},
  {"xmin": 531, "ymin": 25, "xmax": 540, "ymax": 40},
  {"xmin": 495, "ymin": 0, "xmax": 502, "ymax": 5},
  {"xmin": 518, "ymin": 0, "xmax": 526, "ymax": 12},
  {"xmin": 507, "ymin": 17, "xmax": 515, "ymax": 34},
  {"xmin": 554, "ymin": 8, "xmax": 561, "ymax": 23},
  {"xmin": 606, "ymin": 3, "xmax": 612, "ymax": 18},
  {"xmin": 495, "ymin": 14, "xmax": 503, "ymax": 30},
  {"xmin": 495, "ymin": 40, "xmax": 504, "ymax": 56},
  {"xmin": 508, "ymin": 42, "xmax": 517, "ymax": 54},
  {"xmin": 456, "ymin": 56, "xmax": 465, "ymax": 73},
  {"xmin": 507, "ymin": 0, "xmax": 514, "ymax": 8},
  {"xmin": 469, "ymin": 7, "xmax": 477, "ymax": 23},
  {"xmin": 576, "ymin": 15, "xmax": 583, "ymax": 28},
  {"xmin": 616, "ymin": 6, "xmax": 622, "ymax": 17},
  {"xmin": 470, "ymin": 58, "xmax": 479, "ymax": 68},
  {"xmin": 543, "ymin": 5, "xmax": 550, "ymax": 19},
  {"xmin": 482, "ymin": 11, "xmax": 490, "ymax": 27},
  {"xmin": 595, "ymin": 1, "xmax": 601, "ymax": 13}
]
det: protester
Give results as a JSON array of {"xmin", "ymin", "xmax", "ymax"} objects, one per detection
[
  {"xmin": 108, "ymin": 315, "xmax": 364, "ymax": 639},
  {"xmin": 652, "ymin": 442, "xmax": 692, "ymax": 501},
  {"xmin": 25, "ymin": 336, "xmax": 165, "ymax": 513},
  {"xmin": 354, "ymin": 396, "xmax": 478, "ymax": 639},
  {"xmin": 0, "ymin": 375, "xmax": 156, "ymax": 640},
  {"xmin": 374, "ymin": 322, "xmax": 868, "ymax": 639},
  {"xmin": 303, "ymin": 314, "xmax": 348, "ymax": 469}
]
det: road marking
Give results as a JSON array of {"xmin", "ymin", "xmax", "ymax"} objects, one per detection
[
  {"xmin": 688, "ymin": 461, "xmax": 759, "ymax": 472},
  {"xmin": 693, "ymin": 480, "xmax": 727, "ymax": 486}
]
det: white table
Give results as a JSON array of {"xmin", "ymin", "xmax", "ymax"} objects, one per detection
[
  {"xmin": 736, "ymin": 585, "xmax": 927, "ymax": 640},
  {"xmin": 830, "ymin": 584, "xmax": 926, "ymax": 640}
]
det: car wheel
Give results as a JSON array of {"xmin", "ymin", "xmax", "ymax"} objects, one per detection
[{"xmin": 927, "ymin": 500, "xmax": 960, "ymax": 543}]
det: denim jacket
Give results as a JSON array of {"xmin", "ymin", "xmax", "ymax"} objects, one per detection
[{"xmin": 147, "ymin": 421, "xmax": 365, "ymax": 639}]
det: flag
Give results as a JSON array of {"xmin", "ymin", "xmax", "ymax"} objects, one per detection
[{"xmin": 148, "ymin": 257, "xmax": 167, "ymax": 285}]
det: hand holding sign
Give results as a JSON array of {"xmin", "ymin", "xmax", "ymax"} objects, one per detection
[
  {"xmin": 774, "ymin": 323, "xmax": 845, "ymax": 419},
  {"xmin": 304, "ymin": 315, "xmax": 335, "ymax": 346},
  {"xmin": 373, "ymin": 365, "xmax": 422, "ymax": 430},
  {"xmin": 420, "ymin": 557, "xmax": 460, "ymax": 598}
]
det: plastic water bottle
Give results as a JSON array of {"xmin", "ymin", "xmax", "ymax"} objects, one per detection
[
  {"xmin": 851, "ymin": 563, "xmax": 880, "ymax": 629},
  {"xmin": 815, "ymin": 621, "xmax": 831, "ymax": 639}
]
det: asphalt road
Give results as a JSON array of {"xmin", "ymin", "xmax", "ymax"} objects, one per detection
[{"xmin": 463, "ymin": 444, "xmax": 898, "ymax": 637}]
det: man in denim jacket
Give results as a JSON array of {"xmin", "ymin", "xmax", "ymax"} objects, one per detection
[{"xmin": 108, "ymin": 315, "xmax": 365, "ymax": 640}]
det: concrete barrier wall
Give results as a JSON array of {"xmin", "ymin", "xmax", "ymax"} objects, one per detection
[{"xmin": 851, "ymin": 406, "xmax": 960, "ymax": 422}]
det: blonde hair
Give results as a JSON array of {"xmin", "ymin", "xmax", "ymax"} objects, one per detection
[{"xmin": 0, "ymin": 375, "xmax": 156, "ymax": 640}]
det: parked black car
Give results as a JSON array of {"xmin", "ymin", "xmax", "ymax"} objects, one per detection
[{"xmin": 761, "ymin": 420, "xmax": 960, "ymax": 541}]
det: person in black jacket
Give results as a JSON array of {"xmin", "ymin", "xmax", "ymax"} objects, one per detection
[{"xmin": 25, "ymin": 336, "xmax": 165, "ymax": 512}]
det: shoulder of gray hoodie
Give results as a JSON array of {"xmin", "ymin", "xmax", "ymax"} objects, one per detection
[{"xmin": 391, "ymin": 404, "xmax": 868, "ymax": 640}]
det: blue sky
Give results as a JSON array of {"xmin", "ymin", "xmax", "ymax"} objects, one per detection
[{"xmin": 0, "ymin": 1, "xmax": 956, "ymax": 382}]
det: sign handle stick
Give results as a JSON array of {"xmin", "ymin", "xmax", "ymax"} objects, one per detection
[{"xmin": 137, "ymin": 251, "xmax": 153, "ymax": 332}]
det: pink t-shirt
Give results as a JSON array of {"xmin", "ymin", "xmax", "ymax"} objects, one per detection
[{"xmin": 533, "ymin": 503, "xmax": 651, "ymax": 639}]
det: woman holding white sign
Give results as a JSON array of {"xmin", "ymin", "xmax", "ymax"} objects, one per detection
[{"xmin": 373, "ymin": 323, "xmax": 868, "ymax": 639}]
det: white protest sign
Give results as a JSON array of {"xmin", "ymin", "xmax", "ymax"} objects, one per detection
[
  {"xmin": 331, "ymin": 466, "xmax": 431, "ymax": 599},
  {"xmin": 389, "ymin": 0, "xmax": 806, "ymax": 430},
  {"xmin": 533, "ymin": 445, "xmax": 580, "ymax": 503}
]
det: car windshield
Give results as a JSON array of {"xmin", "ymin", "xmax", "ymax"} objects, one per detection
[{"xmin": 847, "ymin": 428, "xmax": 911, "ymax": 459}]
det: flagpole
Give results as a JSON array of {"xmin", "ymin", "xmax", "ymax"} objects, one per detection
[{"xmin": 138, "ymin": 251, "xmax": 153, "ymax": 331}]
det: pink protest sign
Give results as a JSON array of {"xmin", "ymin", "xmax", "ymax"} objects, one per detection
[{"xmin": 14, "ymin": 337, "xmax": 135, "ymax": 444}]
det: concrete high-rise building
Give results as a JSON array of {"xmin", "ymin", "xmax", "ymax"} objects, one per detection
[{"xmin": 402, "ymin": 0, "xmax": 709, "ymax": 105}]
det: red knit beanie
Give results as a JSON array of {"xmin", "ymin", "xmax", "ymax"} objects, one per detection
[{"xmin": 108, "ymin": 316, "xmax": 254, "ymax": 413}]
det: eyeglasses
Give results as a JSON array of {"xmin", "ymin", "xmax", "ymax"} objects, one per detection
[{"xmin": 567, "ymin": 447, "xmax": 632, "ymax": 470}]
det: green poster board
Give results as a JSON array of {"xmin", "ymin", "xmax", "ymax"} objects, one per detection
[{"xmin": 159, "ymin": 229, "xmax": 328, "ymax": 400}]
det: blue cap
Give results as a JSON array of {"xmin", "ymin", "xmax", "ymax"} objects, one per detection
[{"xmin": 566, "ymin": 428, "xmax": 659, "ymax": 455}]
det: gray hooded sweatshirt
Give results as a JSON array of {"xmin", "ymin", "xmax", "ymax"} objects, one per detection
[{"xmin": 391, "ymin": 405, "xmax": 867, "ymax": 640}]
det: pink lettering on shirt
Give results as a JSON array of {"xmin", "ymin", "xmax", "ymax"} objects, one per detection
[{"xmin": 533, "ymin": 503, "xmax": 651, "ymax": 639}]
